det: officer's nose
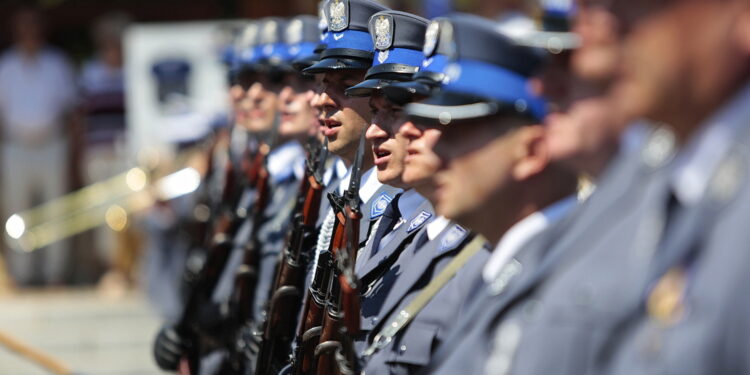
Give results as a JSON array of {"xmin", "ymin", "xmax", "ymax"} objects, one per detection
[
  {"xmin": 397, "ymin": 120, "xmax": 421, "ymax": 141},
  {"xmin": 278, "ymin": 86, "xmax": 294, "ymax": 110},
  {"xmin": 247, "ymin": 82, "xmax": 264, "ymax": 106},
  {"xmin": 366, "ymin": 120, "xmax": 388, "ymax": 142},
  {"xmin": 312, "ymin": 92, "xmax": 335, "ymax": 114}
]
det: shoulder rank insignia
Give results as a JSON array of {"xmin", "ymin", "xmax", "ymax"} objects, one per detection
[
  {"xmin": 423, "ymin": 20, "xmax": 439, "ymax": 56},
  {"xmin": 371, "ymin": 14, "xmax": 394, "ymax": 51},
  {"xmin": 370, "ymin": 192, "xmax": 392, "ymax": 219},
  {"xmin": 407, "ymin": 211, "xmax": 432, "ymax": 233},
  {"xmin": 328, "ymin": 0, "xmax": 348, "ymax": 32},
  {"xmin": 440, "ymin": 225, "xmax": 467, "ymax": 252}
]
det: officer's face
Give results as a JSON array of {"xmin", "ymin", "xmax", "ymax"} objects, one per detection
[
  {"xmin": 278, "ymin": 73, "xmax": 317, "ymax": 140},
  {"xmin": 244, "ymin": 75, "xmax": 281, "ymax": 133},
  {"xmin": 398, "ymin": 120, "xmax": 442, "ymax": 197},
  {"xmin": 540, "ymin": 2, "xmax": 629, "ymax": 176},
  {"xmin": 312, "ymin": 70, "xmax": 372, "ymax": 161},
  {"xmin": 365, "ymin": 93, "xmax": 409, "ymax": 188},
  {"xmin": 432, "ymin": 118, "xmax": 519, "ymax": 226},
  {"xmin": 230, "ymin": 84, "xmax": 247, "ymax": 126},
  {"xmin": 571, "ymin": 2, "xmax": 621, "ymax": 84},
  {"xmin": 544, "ymin": 94, "xmax": 619, "ymax": 176},
  {"xmin": 433, "ymin": 115, "xmax": 547, "ymax": 237},
  {"xmin": 608, "ymin": 0, "xmax": 750, "ymax": 136}
]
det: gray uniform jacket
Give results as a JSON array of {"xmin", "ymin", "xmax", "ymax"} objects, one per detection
[
  {"xmin": 354, "ymin": 196, "xmax": 434, "ymax": 353},
  {"xmin": 424, "ymin": 125, "xmax": 677, "ymax": 375},
  {"xmin": 362, "ymin": 222, "xmax": 490, "ymax": 375},
  {"xmin": 604, "ymin": 107, "xmax": 750, "ymax": 375}
]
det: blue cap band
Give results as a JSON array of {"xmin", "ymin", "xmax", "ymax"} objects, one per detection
[
  {"xmin": 238, "ymin": 47, "xmax": 256, "ymax": 65},
  {"xmin": 419, "ymin": 54, "xmax": 448, "ymax": 73},
  {"xmin": 261, "ymin": 42, "xmax": 290, "ymax": 61},
  {"xmin": 220, "ymin": 46, "xmax": 235, "ymax": 65},
  {"xmin": 442, "ymin": 59, "xmax": 547, "ymax": 120},
  {"xmin": 372, "ymin": 47, "xmax": 423, "ymax": 67},
  {"xmin": 325, "ymin": 29, "xmax": 374, "ymax": 53},
  {"xmin": 288, "ymin": 42, "xmax": 318, "ymax": 60}
]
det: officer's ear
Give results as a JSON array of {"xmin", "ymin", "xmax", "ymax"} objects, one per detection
[{"xmin": 511, "ymin": 125, "xmax": 549, "ymax": 182}]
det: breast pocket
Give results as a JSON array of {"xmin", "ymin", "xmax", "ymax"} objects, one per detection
[{"xmin": 385, "ymin": 322, "xmax": 439, "ymax": 368}]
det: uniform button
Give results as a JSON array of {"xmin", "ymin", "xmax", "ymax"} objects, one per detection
[
  {"xmin": 642, "ymin": 126, "xmax": 676, "ymax": 168},
  {"xmin": 399, "ymin": 345, "xmax": 407, "ymax": 354},
  {"xmin": 371, "ymin": 317, "xmax": 378, "ymax": 324},
  {"xmin": 236, "ymin": 207, "xmax": 247, "ymax": 218},
  {"xmin": 709, "ymin": 154, "xmax": 743, "ymax": 203}
]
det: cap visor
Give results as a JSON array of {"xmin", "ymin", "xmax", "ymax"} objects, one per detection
[
  {"xmin": 303, "ymin": 57, "xmax": 371, "ymax": 75},
  {"xmin": 513, "ymin": 31, "xmax": 581, "ymax": 51},
  {"xmin": 405, "ymin": 91, "xmax": 500, "ymax": 124},
  {"xmin": 382, "ymin": 80, "xmax": 433, "ymax": 105},
  {"xmin": 345, "ymin": 78, "xmax": 394, "ymax": 97},
  {"xmin": 292, "ymin": 54, "xmax": 320, "ymax": 72}
]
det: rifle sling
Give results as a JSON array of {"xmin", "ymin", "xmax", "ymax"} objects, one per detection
[{"xmin": 362, "ymin": 234, "xmax": 486, "ymax": 357}]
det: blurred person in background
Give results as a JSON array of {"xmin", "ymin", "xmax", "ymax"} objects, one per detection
[
  {"xmin": 0, "ymin": 6, "xmax": 77, "ymax": 287},
  {"xmin": 79, "ymin": 11, "xmax": 134, "ymax": 289}
]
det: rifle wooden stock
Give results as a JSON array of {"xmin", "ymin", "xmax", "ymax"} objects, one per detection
[
  {"xmin": 294, "ymin": 251, "xmax": 331, "ymax": 375},
  {"xmin": 315, "ymin": 272, "xmax": 343, "ymax": 375},
  {"xmin": 339, "ymin": 205, "xmax": 362, "ymax": 335},
  {"xmin": 310, "ymin": 209, "xmax": 350, "ymax": 375},
  {"xmin": 224, "ymin": 148, "xmax": 272, "ymax": 373},
  {"xmin": 303, "ymin": 175, "xmax": 324, "ymax": 226},
  {"xmin": 233, "ymin": 160, "xmax": 270, "ymax": 320}
]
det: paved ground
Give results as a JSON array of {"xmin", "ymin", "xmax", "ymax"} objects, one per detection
[{"xmin": 0, "ymin": 289, "xmax": 165, "ymax": 375}]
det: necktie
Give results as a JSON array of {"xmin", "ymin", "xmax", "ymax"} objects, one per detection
[{"xmin": 368, "ymin": 196, "xmax": 401, "ymax": 257}]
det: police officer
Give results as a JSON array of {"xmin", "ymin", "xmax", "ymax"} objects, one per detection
[
  {"xmin": 302, "ymin": 0, "xmax": 401, "ymax": 284},
  {"xmin": 344, "ymin": 12, "xmax": 494, "ymax": 374},
  {"xmin": 152, "ymin": 17, "xmax": 313, "ymax": 373},
  {"xmin": 397, "ymin": 12, "xmax": 586, "ymax": 375},
  {"xmin": 597, "ymin": 0, "xmax": 750, "ymax": 373}
]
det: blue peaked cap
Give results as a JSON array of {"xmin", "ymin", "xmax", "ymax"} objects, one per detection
[
  {"xmin": 293, "ymin": 0, "xmax": 331, "ymax": 71},
  {"xmin": 381, "ymin": 16, "xmax": 454, "ymax": 104},
  {"xmin": 345, "ymin": 10, "xmax": 428, "ymax": 97},
  {"xmin": 406, "ymin": 13, "xmax": 548, "ymax": 123},
  {"xmin": 303, "ymin": 0, "xmax": 390, "ymax": 74},
  {"xmin": 283, "ymin": 15, "xmax": 320, "ymax": 72}
]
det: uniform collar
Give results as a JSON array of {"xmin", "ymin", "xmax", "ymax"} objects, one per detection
[
  {"xmin": 671, "ymin": 83, "xmax": 750, "ymax": 206},
  {"xmin": 337, "ymin": 165, "xmax": 382, "ymax": 203},
  {"xmin": 482, "ymin": 195, "xmax": 577, "ymax": 283},
  {"xmin": 426, "ymin": 215, "xmax": 451, "ymax": 241},
  {"xmin": 267, "ymin": 140, "xmax": 305, "ymax": 182},
  {"xmin": 323, "ymin": 157, "xmax": 348, "ymax": 186},
  {"xmin": 396, "ymin": 189, "xmax": 425, "ymax": 221}
]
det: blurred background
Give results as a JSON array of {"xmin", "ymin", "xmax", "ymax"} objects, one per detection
[{"xmin": 0, "ymin": 0, "xmax": 528, "ymax": 373}]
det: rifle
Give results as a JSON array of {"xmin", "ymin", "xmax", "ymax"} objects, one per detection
[
  {"xmin": 254, "ymin": 139, "xmax": 329, "ymax": 375},
  {"xmin": 172, "ymin": 137, "xmax": 266, "ymax": 375},
  {"xmin": 225, "ymin": 122, "xmax": 282, "ymax": 373},
  {"xmin": 314, "ymin": 132, "xmax": 365, "ymax": 375},
  {"xmin": 291, "ymin": 132, "xmax": 366, "ymax": 375}
]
